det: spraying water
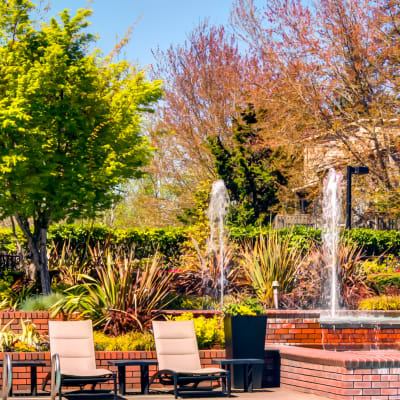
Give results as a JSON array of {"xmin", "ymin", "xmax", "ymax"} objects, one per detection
[
  {"xmin": 322, "ymin": 168, "xmax": 343, "ymax": 318},
  {"xmin": 207, "ymin": 180, "xmax": 230, "ymax": 309}
]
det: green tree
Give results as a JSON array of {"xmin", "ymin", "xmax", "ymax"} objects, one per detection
[
  {"xmin": 0, "ymin": 1, "xmax": 162, "ymax": 294},
  {"xmin": 208, "ymin": 106, "xmax": 286, "ymax": 227}
]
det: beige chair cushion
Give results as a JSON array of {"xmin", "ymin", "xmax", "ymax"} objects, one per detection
[
  {"xmin": 49, "ymin": 320, "xmax": 112, "ymax": 377},
  {"xmin": 153, "ymin": 320, "xmax": 224, "ymax": 374}
]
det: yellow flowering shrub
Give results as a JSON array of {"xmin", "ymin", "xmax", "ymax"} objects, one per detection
[{"xmin": 172, "ymin": 313, "xmax": 224, "ymax": 349}]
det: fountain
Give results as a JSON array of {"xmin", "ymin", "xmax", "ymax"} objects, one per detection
[
  {"xmin": 265, "ymin": 167, "xmax": 400, "ymax": 399},
  {"xmin": 207, "ymin": 180, "xmax": 229, "ymax": 309},
  {"xmin": 321, "ymin": 168, "xmax": 343, "ymax": 317}
]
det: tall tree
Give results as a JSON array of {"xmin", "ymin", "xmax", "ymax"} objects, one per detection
[
  {"xmin": 232, "ymin": 0, "xmax": 400, "ymax": 205},
  {"xmin": 146, "ymin": 22, "xmax": 257, "ymax": 225},
  {"xmin": 208, "ymin": 105, "xmax": 287, "ymax": 227},
  {"xmin": 0, "ymin": 0, "xmax": 162, "ymax": 293}
]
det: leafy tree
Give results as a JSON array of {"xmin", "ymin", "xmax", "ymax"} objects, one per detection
[
  {"xmin": 145, "ymin": 22, "xmax": 257, "ymax": 226},
  {"xmin": 232, "ymin": 0, "xmax": 400, "ymax": 213},
  {"xmin": 207, "ymin": 106, "xmax": 286, "ymax": 227},
  {"xmin": 0, "ymin": 1, "xmax": 162, "ymax": 293}
]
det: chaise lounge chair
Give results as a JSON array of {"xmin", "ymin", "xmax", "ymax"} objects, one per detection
[
  {"xmin": 151, "ymin": 320, "xmax": 231, "ymax": 398},
  {"xmin": 47, "ymin": 320, "xmax": 117, "ymax": 400}
]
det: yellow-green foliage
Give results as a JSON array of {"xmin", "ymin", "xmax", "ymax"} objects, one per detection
[
  {"xmin": 358, "ymin": 296, "xmax": 400, "ymax": 310},
  {"xmin": 93, "ymin": 331, "xmax": 154, "ymax": 351},
  {"xmin": 172, "ymin": 313, "xmax": 224, "ymax": 349},
  {"xmin": 363, "ymin": 255, "xmax": 400, "ymax": 274},
  {"xmin": 0, "ymin": 319, "xmax": 46, "ymax": 352}
]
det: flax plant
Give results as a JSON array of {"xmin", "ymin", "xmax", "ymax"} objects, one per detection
[
  {"xmin": 51, "ymin": 245, "xmax": 175, "ymax": 335},
  {"xmin": 241, "ymin": 230, "xmax": 304, "ymax": 307}
]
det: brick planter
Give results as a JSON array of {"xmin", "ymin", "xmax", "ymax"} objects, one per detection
[
  {"xmin": 4, "ymin": 309, "xmax": 400, "ymax": 399},
  {"xmin": 277, "ymin": 345, "xmax": 400, "ymax": 399}
]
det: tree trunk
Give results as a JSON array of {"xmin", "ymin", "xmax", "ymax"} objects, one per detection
[{"xmin": 14, "ymin": 213, "xmax": 52, "ymax": 295}]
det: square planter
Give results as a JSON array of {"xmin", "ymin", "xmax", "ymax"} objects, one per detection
[{"xmin": 224, "ymin": 315, "xmax": 267, "ymax": 389}]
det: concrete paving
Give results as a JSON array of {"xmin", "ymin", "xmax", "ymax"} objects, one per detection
[{"xmin": 10, "ymin": 388, "xmax": 329, "ymax": 400}]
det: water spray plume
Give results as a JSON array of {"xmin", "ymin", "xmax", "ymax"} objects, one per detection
[
  {"xmin": 207, "ymin": 180, "xmax": 229, "ymax": 310},
  {"xmin": 322, "ymin": 168, "xmax": 343, "ymax": 318}
]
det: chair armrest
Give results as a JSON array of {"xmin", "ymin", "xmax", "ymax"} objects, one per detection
[
  {"xmin": 51, "ymin": 354, "xmax": 61, "ymax": 400},
  {"xmin": 2, "ymin": 354, "xmax": 11, "ymax": 400}
]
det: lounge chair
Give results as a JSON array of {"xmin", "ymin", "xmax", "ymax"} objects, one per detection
[
  {"xmin": 47, "ymin": 320, "xmax": 117, "ymax": 400},
  {"xmin": 151, "ymin": 320, "xmax": 231, "ymax": 398}
]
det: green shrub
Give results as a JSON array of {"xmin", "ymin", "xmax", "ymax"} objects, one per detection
[
  {"xmin": 20, "ymin": 293, "xmax": 65, "ymax": 311},
  {"xmin": 48, "ymin": 224, "xmax": 187, "ymax": 261},
  {"xmin": 222, "ymin": 298, "xmax": 264, "ymax": 316},
  {"xmin": 164, "ymin": 295, "xmax": 218, "ymax": 310},
  {"xmin": 346, "ymin": 229, "xmax": 400, "ymax": 256},
  {"xmin": 93, "ymin": 331, "xmax": 154, "ymax": 351},
  {"xmin": 358, "ymin": 295, "xmax": 400, "ymax": 310},
  {"xmin": 172, "ymin": 313, "xmax": 224, "ymax": 349},
  {"xmin": 367, "ymin": 273, "xmax": 400, "ymax": 294},
  {"xmin": 1, "ymin": 224, "xmax": 399, "ymax": 266},
  {"xmin": 363, "ymin": 255, "xmax": 400, "ymax": 274}
]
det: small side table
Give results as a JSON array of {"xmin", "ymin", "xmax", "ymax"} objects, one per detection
[
  {"xmin": 108, "ymin": 360, "xmax": 158, "ymax": 395},
  {"xmin": 212, "ymin": 358, "xmax": 264, "ymax": 392},
  {"xmin": 11, "ymin": 360, "xmax": 47, "ymax": 396}
]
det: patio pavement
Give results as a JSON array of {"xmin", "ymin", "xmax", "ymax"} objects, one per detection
[{"xmin": 11, "ymin": 388, "xmax": 329, "ymax": 400}]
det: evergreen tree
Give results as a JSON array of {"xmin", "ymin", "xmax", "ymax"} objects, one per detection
[{"xmin": 208, "ymin": 105, "xmax": 286, "ymax": 227}]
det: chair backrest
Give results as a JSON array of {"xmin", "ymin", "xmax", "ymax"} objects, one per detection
[
  {"xmin": 48, "ymin": 320, "xmax": 97, "ymax": 374},
  {"xmin": 152, "ymin": 320, "xmax": 201, "ymax": 372}
]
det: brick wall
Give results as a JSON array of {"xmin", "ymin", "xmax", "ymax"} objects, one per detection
[
  {"xmin": 265, "ymin": 311, "xmax": 322, "ymax": 347},
  {"xmin": 278, "ymin": 345, "xmax": 400, "ymax": 399},
  {"xmin": 0, "ymin": 311, "xmax": 63, "ymax": 335},
  {"xmin": 3, "ymin": 310, "xmax": 400, "ymax": 350}
]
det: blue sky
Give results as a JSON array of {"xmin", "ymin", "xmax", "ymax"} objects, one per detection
[{"xmin": 50, "ymin": 0, "xmax": 236, "ymax": 67}]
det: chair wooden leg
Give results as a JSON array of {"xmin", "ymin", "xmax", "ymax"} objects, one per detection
[{"xmin": 226, "ymin": 371, "xmax": 231, "ymax": 397}]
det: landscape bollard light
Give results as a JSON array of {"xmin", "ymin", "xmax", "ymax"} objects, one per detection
[{"xmin": 272, "ymin": 281, "xmax": 279, "ymax": 309}]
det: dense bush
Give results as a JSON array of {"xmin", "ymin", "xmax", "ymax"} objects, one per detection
[
  {"xmin": 367, "ymin": 273, "xmax": 400, "ymax": 294},
  {"xmin": 172, "ymin": 313, "xmax": 225, "ymax": 349},
  {"xmin": 346, "ymin": 229, "xmax": 400, "ymax": 256},
  {"xmin": 48, "ymin": 224, "xmax": 187, "ymax": 261},
  {"xmin": 93, "ymin": 331, "xmax": 154, "ymax": 351},
  {"xmin": 358, "ymin": 295, "xmax": 400, "ymax": 310},
  {"xmin": 0, "ymin": 225, "xmax": 187, "ymax": 260},
  {"xmin": 1, "ymin": 224, "xmax": 399, "ymax": 258},
  {"xmin": 222, "ymin": 297, "xmax": 264, "ymax": 316}
]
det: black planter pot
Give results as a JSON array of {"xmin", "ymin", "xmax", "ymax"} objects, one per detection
[{"xmin": 224, "ymin": 315, "xmax": 267, "ymax": 389}]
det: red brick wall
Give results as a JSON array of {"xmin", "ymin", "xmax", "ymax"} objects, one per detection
[
  {"xmin": 0, "ymin": 311, "xmax": 64, "ymax": 335},
  {"xmin": 3, "ymin": 310, "xmax": 400, "ymax": 350},
  {"xmin": 281, "ymin": 356, "xmax": 400, "ymax": 399},
  {"xmin": 265, "ymin": 311, "xmax": 322, "ymax": 347}
]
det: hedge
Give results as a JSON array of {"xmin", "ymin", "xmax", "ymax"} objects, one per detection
[
  {"xmin": 0, "ymin": 224, "xmax": 399, "ymax": 258},
  {"xmin": 0, "ymin": 224, "xmax": 188, "ymax": 260}
]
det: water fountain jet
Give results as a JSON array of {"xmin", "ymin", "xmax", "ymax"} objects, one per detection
[
  {"xmin": 322, "ymin": 168, "xmax": 343, "ymax": 318},
  {"xmin": 207, "ymin": 180, "xmax": 229, "ymax": 310}
]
